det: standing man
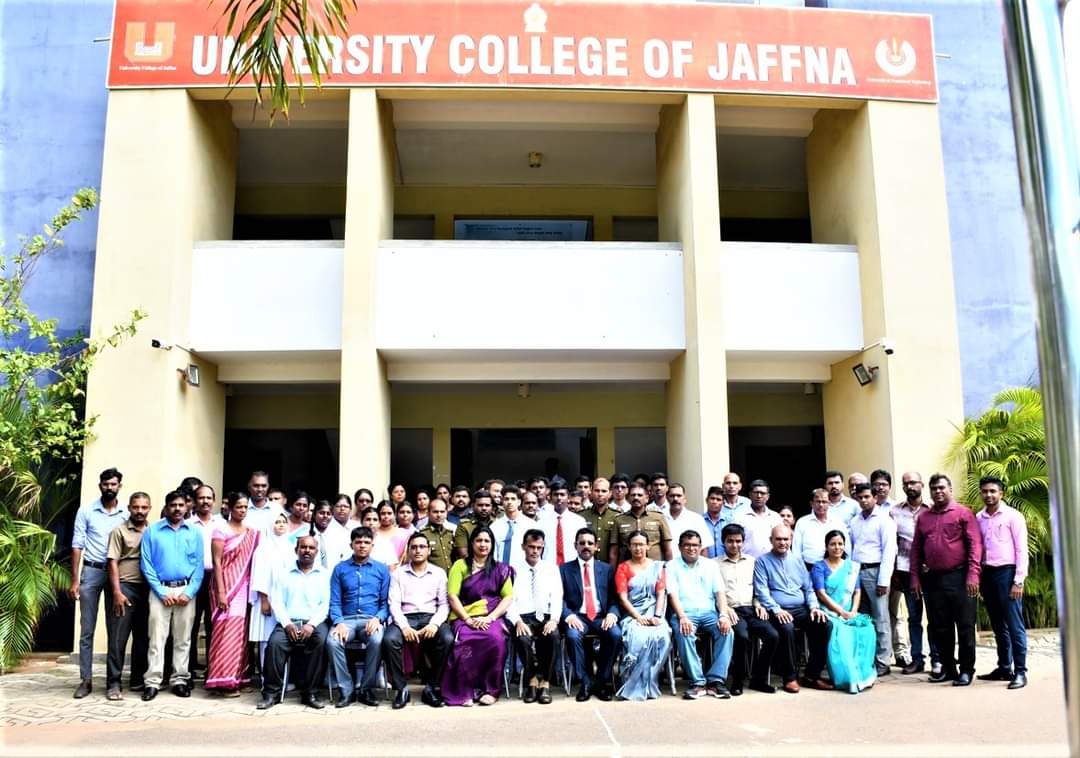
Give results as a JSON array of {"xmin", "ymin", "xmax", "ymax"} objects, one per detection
[
  {"xmin": 383, "ymin": 532, "xmax": 455, "ymax": 709},
  {"xmin": 793, "ymin": 488, "xmax": 848, "ymax": 569},
  {"xmin": 560, "ymin": 527, "xmax": 621, "ymax": 702},
  {"xmin": 453, "ymin": 489, "xmax": 496, "ymax": 559},
  {"xmin": 582, "ymin": 477, "xmax": 619, "ymax": 560},
  {"xmin": 185, "ymin": 484, "xmax": 219, "ymax": 678},
  {"xmin": 447, "ymin": 485, "xmax": 472, "ymax": 525},
  {"xmin": 824, "ymin": 470, "xmax": 859, "ymax": 524},
  {"xmin": 419, "ymin": 498, "xmax": 456, "ymax": 572},
  {"xmin": 847, "ymin": 482, "xmax": 898, "ymax": 676},
  {"xmin": 609, "ymin": 474, "xmax": 632, "ymax": 513},
  {"xmin": 490, "ymin": 485, "xmax": 537, "ymax": 566},
  {"xmin": 327, "ymin": 526, "xmax": 391, "ymax": 707},
  {"xmin": 507, "ymin": 529, "xmax": 563, "ymax": 704},
  {"xmin": 609, "ymin": 484, "xmax": 673, "ymax": 565},
  {"xmin": 721, "ymin": 472, "xmax": 752, "ymax": 512},
  {"xmin": 539, "ymin": 481, "xmax": 588, "ymax": 566},
  {"xmin": 520, "ymin": 490, "xmax": 541, "ymax": 520},
  {"xmin": 242, "ymin": 471, "xmax": 274, "ymax": 532},
  {"xmin": 647, "ymin": 472, "xmax": 670, "ymax": 514},
  {"xmin": 139, "ymin": 490, "xmax": 204, "ymax": 701},
  {"xmin": 664, "ymin": 483, "xmax": 714, "ymax": 555},
  {"xmin": 574, "ymin": 476, "xmax": 593, "ymax": 508},
  {"xmin": 891, "ymin": 472, "xmax": 937, "ymax": 675},
  {"xmin": 871, "ymin": 469, "xmax": 898, "ymax": 512},
  {"xmin": 910, "ymin": 473, "xmax": 983, "ymax": 686},
  {"xmin": 104, "ymin": 492, "xmax": 152, "ymax": 700},
  {"xmin": 975, "ymin": 476, "xmax": 1029, "ymax": 690},
  {"xmin": 733, "ymin": 480, "xmax": 782, "ymax": 559},
  {"xmin": 666, "ymin": 530, "xmax": 735, "ymax": 699},
  {"xmin": 703, "ymin": 486, "xmax": 737, "ymax": 559},
  {"xmin": 258, "ymin": 535, "xmax": 330, "ymax": 710},
  {"xmin": 70, "ymin": 467, "xmax": 128, "ymax": 698},
  {"xmin": 529, "ymin": 476, "xmax": 552, "ymax": 516},
  {"xmin": 717, "ymin": 524, "xmax": 779, "ymax": 695}
]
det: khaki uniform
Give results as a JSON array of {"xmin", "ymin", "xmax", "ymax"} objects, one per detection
[
  {"xmin": 420, "ymin": 523, "xmax": 457, "ymax": 572},
  {"xmin": 582, "ymin": 506, "xmax": 620, "ymax": 560},
  {"xmin": 611, "ymin": 510, "xmax": 672, "ymax": 562},
  {"xmin": 107, "ymin": 519, "xmax": 147, "ymax": 584},
  {"xmin": 452, "ymin": 515, "xmax": 494, "ymax": 556}
]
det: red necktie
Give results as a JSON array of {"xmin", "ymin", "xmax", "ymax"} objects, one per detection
[
  {"xmin": 583, "ymin": 562, "xmax": 597, "ymax": 620},
  {"xmin": 556, "ymin": 514, "xmax": 565, "ymax": 565}
]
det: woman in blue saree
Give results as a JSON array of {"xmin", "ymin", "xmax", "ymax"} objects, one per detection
[
  {"xmin": 614, "ymin": 530, "xmax": 672, "ymax": 701},
  {"xmin": 811, "ymin": 530, "xmax": 877, "ymax": 693}
]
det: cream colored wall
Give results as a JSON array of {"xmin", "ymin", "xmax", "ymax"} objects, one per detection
[
  {"xmin": 808, "ymin": 102, "xmax": 964, "ymax": 480},
  {"xmin": 227, "ymin": 393, "xmax": 341, "ymax": 429},
  {"xmin": 728, "ymin": 389, "xmax": 824, "ymax": 427}
]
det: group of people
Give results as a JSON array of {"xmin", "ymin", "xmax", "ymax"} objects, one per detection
[{"xmin": 68, "ymin": 465, "xmax": 1030, "ymax": 708}]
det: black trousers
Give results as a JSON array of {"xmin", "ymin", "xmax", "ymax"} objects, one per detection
[
  {"xmin": 923, "ymin": 568, "xmax": 977, "ymax": 675},
  {"xmin": 105, "ymin": 582, "xmax": 149, "ymax": 688},
  {"xmin": 770, "ymin": 606, "xmax": 831, "ymax": 683},
  {"xmin": 730, "ymin": 605, "xmax": 780, "ymax": 685},
  {"xmin": 513, "ymin": 613, "xmax": 558, "ymax": 685},
  {"xmin": 382, "ymin": 612, "xmax": 454, "ymax": 691},
  {"xmin": 189, "ymin": 570, "xmax": 213, "ymax": 670},
  {"xmin": 262, "ymin": 622, "xmax": 330, "ymax": 697}
]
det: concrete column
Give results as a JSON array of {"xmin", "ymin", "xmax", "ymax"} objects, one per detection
[
  {"xmin": 657, "ymin": 94, "xmax": 728, "ymax": 507},
  {"xmin": 808, "ymin": 102, "xmax": 964, "ymax": 479},
  {"xmin": 432, "ymin": 426, "xmax": 452, "ymax": 486},
  {"xmin": 596, "ymin": 426, "xmax": 616, "ymax": 478},
  {"xmin": 79, "ymin": 91, "xmax": 235, "ymax": 651},
  {"xmin": 339, "ymin": 90, "xmax": 395, "ymax": 496}
]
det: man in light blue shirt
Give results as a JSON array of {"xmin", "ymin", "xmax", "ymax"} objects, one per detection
[
  {"xmin": 753, "ymin": 524, "xmax": 832, "ymax": 693},
  {"xmin": 848, "ymin": 482, "xmax": 899, "ymax": 676},
  {"xmin": 825, "ymin": 470, "xmax": 860, "ymax": 524},
  {"xmin": 69, "ymin": 467, "xmax": 128, "ymax": 698},
  {"xmin": 792, "ymin": 488, "xmax": 849, "ymax": 567},
  {"xmin": 666, "ymin": 529, "xmax": 735, "ymax": 699},
  {"xmin": 259, "ymin": 535, "xmax": 330, "ymax": 710},
  {"xmin": 139, "ymin": 490, "xmax": 204, "ymax": 701}
]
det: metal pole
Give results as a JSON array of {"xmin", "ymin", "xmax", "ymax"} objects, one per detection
[{"xmin": 1000, "ymin": 0, "xmax": 1080, "ymax": 753}]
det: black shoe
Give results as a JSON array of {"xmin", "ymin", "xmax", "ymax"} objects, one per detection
[
  {"xmin": 392, "ymin": 688, "xmax": 410, "ymax": 709},
  {"xmin": 730, "ymin": 682, "xmax": 744, "ymax": 697},
  {"xmin": 523, "ymin": 685, "xmax": 537, "ymax": 703},
  {"xmin": 1008, "ymin": 672, "xmax": 1027, "ymax": 690},
  {"xmin": 129, "ymin": 681, "xmax": 145, "ymax": 692},
  {"xmin": 929, "ymin": 670, "xmax": 957, "ymax": 683},
  {"xmin": 421, "ymin": 686, "xmax": 445, "ymax": 708},
  {"xmin": 334, "ymin": 688, "xmax": 351, "ymax": 708},
  {"xmin": 141, "ymin": 687, "xmax": 159, "ymax": 702},
  {"xmin": 73, "ymin": 679, "xmax": 93, "ymax": 699},
  {"xmin": 171, "ymin": 683, "xmax": 191, "ymax": 698},
  {"xmin": 977, "ymin": 667, "xmax": 1013, "ymax": 681},
  {"xmin": 302, "ymin": 692, "xmax": 326, "ymax": 709},
  {"xmin": 952, "ymin": 672, "xmax": 973, "ymax": 687},
  {"xmin": 575, "ymin": 685, "xmax": 592, "ymax": 702},
  {"xmin": 894, "ymin": 657, "xmax": 911, "ymax": 669},
  {"xmin": 875, "ymin": 663, "xmax": 891, "ymax": 677},
  {"xmin": 595, "ymin": 685, "xmax": 613, "ymax": 702},
  {"xmin": 748, "ymin": 679, "xmax": 776, "ymax": 694},
  {"xmin": 901, "ymin": 661, "xmax": 925, "ymax": 675},
  {"xmin": 355, "ymin": 688, "xmax": 379, "ymax": 707},
  {"xmin": 537, "ymin": 687, "xmax": 552, "ymax": 705},
  {"xmin": 256, "ymin": 694, "xmax": 275, "ymax": 710}
]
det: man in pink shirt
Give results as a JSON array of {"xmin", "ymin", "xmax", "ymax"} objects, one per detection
[
  {"xmin": 910, "ymin": 473, "xmax": 983, "ymax": 686},
  {"xmin": 975, "ymin": 476, "xmax": 1029, "ymax": 690}
]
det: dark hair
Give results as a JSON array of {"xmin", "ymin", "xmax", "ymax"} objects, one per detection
[
  {"xmin": 334, "ymin": 493, "xmax": 352, "ymax": 507},
  {"xmin": 358, "ymin": 506, "xmax": 378, "ymax": 523},
  {"xmin": 291, "ymin": 490, "xmax": 310, "ymax": 504},
  {"xmin": 610, "ymin": 474, "xmax": 630, "ymax": 486},
  {"xmin": 376, "ymin": 500, "xmax": 396, "ymax": 516},
  {"xmin": 824, "ymin": 529, "xmax": 848, "ymax": 558},
  {"xmin": 529, "ymin": 476, "xmax": 549, "ymax": 488},
  {"xmin": 870, "ymin": 469, "xmax": 892, "ymax": 485},
  {"xmin": 574, "ymin": 476, "xmax": 591, "ymax": 486},
  {"xmin": 164, "ymin": 489, "xmax": 186, "ymax": 505},
  {"xmin": 467, "ymin": 525, "xmax": 498, "ymax": 576},
  {"xmin": 626, "ymin": 529, "xmax": 649, "ymax": 545},
  {"xmin": 473, "ymin": 488, "xmax": 492, "ymax": 502},
  {"xmin": 225, "ymin": 491, "xmax": 247, "ymax": 509},
  {"xmin": 550, "ymin": 480, "xmax": 569, "ymax": 494},
  {"xmin": 407, "ymin": 531, "xmax": 429, "ymax": 548},
  {"xmin": 649, "ymin": 472, "xmax": 668, "ymax": 485},
  {"xmin": 179, "ymin": 476, "xmax": 203, "ymax": 494},
  {"xmin": 522, "ymin": 528, "xmax": 546, "ymax": 545},
  {"xmin": 707, "ymin": 486, "xmax": 723, "ymax": 498},
  {"xmin": 721, "ymin": 523, "xmax": 745, "ymax": 540},
  {"xmin": 249, "ymin": 470, "xmax": 268, "ymax": 480},
  {"xmin": 268, "ymin": 488, "xmax": 285, "ymax": 500},
  {"xmin": 435, "ymin": 483, "xmax": 450, "ymax": 493},
  {"xmin": 570, "ymin": 490, "xmax": 585, "ymax": 499},
  {"xmin": 678, "ymin": 529, "xmax": 702, "ymax": 545},
  {"xmin": 313, "ymin": 499, "xmax": 332, "ymax": 512},
  {"xmin": 749, "ymin": 479, "xmax": 769, "ymax": 491},
  {"xmin": 354, "ymin": 488, "xmax": 375, "ymax": 503},
  {"xmin": 389, "ymin": 482, "xmax": 407, "ymax": 495},
  {"xmin": 513, "ymin": 479, "xmax": 528, "ymax": 490},
  {"xmin": 452, "ymin": 484, "xmax": 471, "ymax": 496},
  {"xmin": 574, "ymin": 526, "xmax": 597, "ymax": 543},
  {"xmin": 100, "ymin": 467, "xmax": 123, "ymax": 483},
  {"xmin": 396, "ymin": 500, "xmax": 415, "ymax": 515},
  {"xmin": 502, "ymin": 485, "xmax": 521, "ymax": 500},
  {"xmin": 928, "ymin": 473, "xmax": 952, "ymax": 488},
  {"xmin": 632, "ymin": 472, "xmax": 649, "ymax": 484},
  {"xmin": 350, "ymin": 526, "xmax": 375, "ymax": 542},
  {"xmin": 824, "ymin": 470, "xmax": 843, "ymax": 481},
  {"xmin": 853, "ymin": 482, "xmax": 873, "ymax": 496},
  {"xmin": 979, "ymin": 475, "xmax": 1005, "ymax": 490},
  {"xmin": 668, "ymin": 482, "xmax": 685, "ymax": 493}
]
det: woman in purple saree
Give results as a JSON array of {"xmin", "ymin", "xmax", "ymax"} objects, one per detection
[{"xmin": 441, "ymin": 525, "xmax": 515, "ymax": 706}]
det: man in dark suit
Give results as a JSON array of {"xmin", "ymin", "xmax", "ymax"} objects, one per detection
[{"xmin": 560, "ymin": 527, "xmax": 622, "ymax": 702}]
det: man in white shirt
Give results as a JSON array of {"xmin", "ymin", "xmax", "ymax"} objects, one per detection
[
  {"xmin": 664, "ymin": 483, "xmax": 714, "ymax": 554},
  {"xmin": 490, "ymin": 486, "xmax": 537, "ymax": 566},
  {"xmin": 824, "ymin": 470, "xmax": 859, "ymax": 525},
  {"xmin": 538, "ymin": 483, "xmax": 587, "ymax": 566},
  {"xmin": 792, "ymin": 488, "xmax": 848, "ymax": 569},
  {"xmin": 733, "ymin": 480, "xmax": 782, "ymax": 558},
  {"xmin": 647, "ymin": 472, "xmax": 670, "ymax": 514},
  {"xmin": 848, "ymin": 482, "xmax": 898, "ymax": 676},
  {"xmin": 610, "ymin": 474, "xmax": 632, "ymax": 513},
  {"xmin": 508, "ymin": 529, "xmax": 563, "ymax": 704},
  {"xmin": 185, "ymin": 484, "xmax": 222, "ymax": 678},
  {"xmin": 243, "ymin": 470, "xmax": 277, "ymax": 533}
]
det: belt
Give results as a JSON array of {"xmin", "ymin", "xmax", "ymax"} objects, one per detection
[
  {"xmin": 162, "ymin": 579, "xmax": 189, "ymax": 588},
  {"xmin": 83, "ymin": 560, "xmax": 107, "ymax": 570},
  {"xmin": 861, "ymin": 562, "xmax": 881, "ymax": 569}
]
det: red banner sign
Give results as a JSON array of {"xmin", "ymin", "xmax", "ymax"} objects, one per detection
[{"xmin": 108, "ymin": 0, "xmax": 937, "ymax": 102}]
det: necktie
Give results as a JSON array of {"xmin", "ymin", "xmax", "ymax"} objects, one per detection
[
  {"xmin": 556, "ymin": 514, "xmax": 565, "ymax": 565},
  {"xmin": 531, "ymin": 566, "xmax": 540, "ymax": 618},
  {"xmin": 583, "ymin": 562, "xmax": 597, "ymax": 620},
  {"xmin": 503, "ymin": 520, "xmax": 514, "ymax": 563}
]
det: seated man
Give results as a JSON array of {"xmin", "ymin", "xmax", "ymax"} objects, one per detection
[
  {"xmin": 327, "ymin": 526, "xmax": 391, "ymax": 707},
  {"xmin": 752, "ymin": 525, "xmax": 832, "ymax": 693},
  {"xmin": 560, "ymin": 528, "xmax": 621, "ymax": 702},
  {"xmin": 258, "ymin": 535, "xmax": 330, "ymax": 709},
  {"xmin": 507, "ymin": 529, "xmax": 563, "ymax": 704},
  {"xmin": 383, "ymin": 532, "xmax": 455, "ymax": 709},
  {"xmin": 666, "ymin": 530, "xmax": 735, "ymax": 699}
]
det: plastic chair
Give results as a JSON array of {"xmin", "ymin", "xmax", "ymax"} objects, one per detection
[{"xmin": 326, "ymin": 639, "xmax": 391, "ymax": 705}]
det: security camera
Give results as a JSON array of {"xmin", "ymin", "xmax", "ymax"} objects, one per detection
[
  {"xmin": 151, "ymin": 339, "xmax": 162, "ymax": 349},
  {"xmin": 881, "ymin": 338, "xmax": 896, "ymax": 355}
]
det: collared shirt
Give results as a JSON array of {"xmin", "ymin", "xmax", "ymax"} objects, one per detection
[
  {"xmin": 828, "ymin": 497, "xmax": 860, "ymax": 525},
  {"xmin": 329, "ymin": 557, "xmax": 391, "ymax": 624},
  {"xmin": 389, "ymin": 562, "xmax": 449, "ymax": 629},
  {"xmin": 453, "ymin": 514, "xmax": 494, "ymax": 554},
  {"xmin": 792, "ymin": 513, "xmax": 849, "ymax": 566},
  {"xmin": 186, "ymin": 514, "xmax": 223, "ymax": 570},
  {"xmin": 611, "ymin": 510, "xmax": 673, "ymax": 561},
  {"xmin": 909, "ymin": 502, "xmax": 983, "ymax": 591},
  {"xmin": 582, "ymin": 506, "xmax": 620, "ymax": 559},
  {"xmin": 538, "ymin": 509, "xmax": 589, "ymax": 565},
  {"xmin": 753, "ymin": 550, "xmax": 819, "ymax": 612},
  {"xmin": 717, "ymin": 553, "xmax": 756, "ymax": 608},
  {"xmin": 664, "ymin": 508, "xmax": 715, "ymax": 552},
  {"xmin": 243, "ymin": 502, "xmax": 281, "ymax": 534},
  {"xmin": 977, "ymin": 504, "xmax": 1029, "ymax": 583},
  {"xmin": 646, "ymin": 499, "xmax": 670, "ymax": 515},
  {"xmin": 447, "ymin": 506, "xmax": 472, "ymax": 526},
  {"xmin": 419, "ymin": 522, "xmax": 457, "ymax": 571},
  {"xmin": 315, "ymin": 524, "xmax": 352, "ymax": 570},
  {"xmin": 271, "ymin": 563, "xmax": 330, "ymax": 628},
  {"xmin": 702, "ymin": 502, "xmax": 748, "ymax": 558},
  {"xmin": 107, "ymin": 519, "xmax": 147, "ymax": 585},
  {"xmin": 72, "ymin": 498, "xmax": 128, "ymax": 564},
  {"xmin": 575, "ymin": 557, "xmax": 602, "ymax": 617},
  {"xmin": 666, "ymin": 555, "xmax": 722, "ymax": 615},
  {"xmin": 890, "ymin": 500, "xmax": 929, "ymax": 572},
  {"xmin": 139, "ymin": 519, "xmax": 204, "ymax": 600},
  {"xmin": 611, "ymin": 499, "xmax": 631, "ymax": 514},
  {"xmin": 508, "ymin": 559, "xmax": 563, "ymax": 624},
  {"xmin": 490, "ymin": 513, "xmax": 538, "ymax": 566},
  {"xmin": 733, "ymin": 508, "xmax": 783, "ymax": 559},
  {"xmin": 847, "ymin": 505, "xmax": 898, "ymax": 586}
]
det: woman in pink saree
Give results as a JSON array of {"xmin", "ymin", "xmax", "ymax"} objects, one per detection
[{"xmin": 206, "ymin": 493, "xmax": 260, "ymax": 695}]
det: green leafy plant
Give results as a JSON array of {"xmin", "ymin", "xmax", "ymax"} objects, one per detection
[{"xmin": 0, "ymin": 190, "xmax": 144, "ymax": 671}]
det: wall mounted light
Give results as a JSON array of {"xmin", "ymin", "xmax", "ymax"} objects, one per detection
[
  {"xmin": 852, "ymin": 363, "xmax": 879, "ymax": 387},
  {"xmin": 177, "ymin": 364, "xmax": 201, "ymax": 387},
  {"xmin": 517, "ymin": 382, "xmax": 531, "ymax": 398}
]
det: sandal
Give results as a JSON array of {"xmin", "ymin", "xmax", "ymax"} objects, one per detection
[
  {"xmin": 106, "ymin": 688, "xmax": 123, "ymax": 701},
  {"xmin": 477, "ymin": 694, "xmax": 496, "ymax": 706}
]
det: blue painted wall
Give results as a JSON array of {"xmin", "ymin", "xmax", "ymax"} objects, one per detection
[{"xmin": 0, "ymin": 0, "xmax": 1040, "ymax": 414}]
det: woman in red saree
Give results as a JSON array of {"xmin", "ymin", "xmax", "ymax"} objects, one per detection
[{"xmin": 206, "ymin": 493, "xmax": 260, "ymax": 696}]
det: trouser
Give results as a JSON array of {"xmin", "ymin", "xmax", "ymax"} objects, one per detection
[
  {"xmin": 513, "ymin": 613, "xmax": 557, "ymax": 686},
  {"xmin": 770, "ymin": 606, "xmax": 831, "ymax": 683},
  {"xmin": 146, "ymin": 590, "xmax": 196, "ymax": 688},
  {"xmin": 923, "ymin": 568, "xmax": 977, "ymax": 675},
  {"xmin": 263, "ymin": 622, "xmax": 329, "ymax": 698},
  {"xmin": 730, "ymin": 605, "xmax": 779, "ymax": 685},
  {"xmin": 672, "ymin": 610, "xmax": 735, "ymax": 687},
  {"xmin": 105, "ymin": 582, "xmax": 149, "ymax": 688},
  {"xmin": 383, "ymin": 612, "xmax": 454, "ymax": 691},
  {"xmin": 981, "ymin": 564, "xmax": 1028, "ymax": 674},
  {"xmin": 888, "ymin": 586, "xmax": 911, "ymax": 663},
  {"xmin": 326, "ymin": 614, "xmax": 384, "ymax": 697},
  {"xmin": 893, "ymin": 570, "xmax": 939, "ymax": 667},
  {"xmin": 565, "ymin": 616, "xmax": 622, "ymax": 690},
  {"xmin": 857, "ymin": 564, "xmax": 893, "ymax": 668},
  {"xmin": 189, "ymin": 569, "xmax": 213, "ymax": 671},
  {"xmin": 77, "ymin": 564, "xmax": 112, "ymax": 681}
]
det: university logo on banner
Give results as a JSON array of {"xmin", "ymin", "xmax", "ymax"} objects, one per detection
[
  {"xmin": 124, "ymin": 21, "xmax": 176, "ymax": 65},
  {"xmin": 874, "ymin": 37, "xmax": 917, "ymax": 78}
]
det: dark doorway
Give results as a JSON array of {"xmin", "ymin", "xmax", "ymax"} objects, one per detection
[
  {"xmin": 451, "ymin": 428, "xmax": 596, "ymax": 488},
  {"xmin": 223, "ymin": 429, "xmax": 339, "ymax": 499},
  {"xmin": 729, "ymin": 426, "xmax": 826, "ymax": 517}
]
